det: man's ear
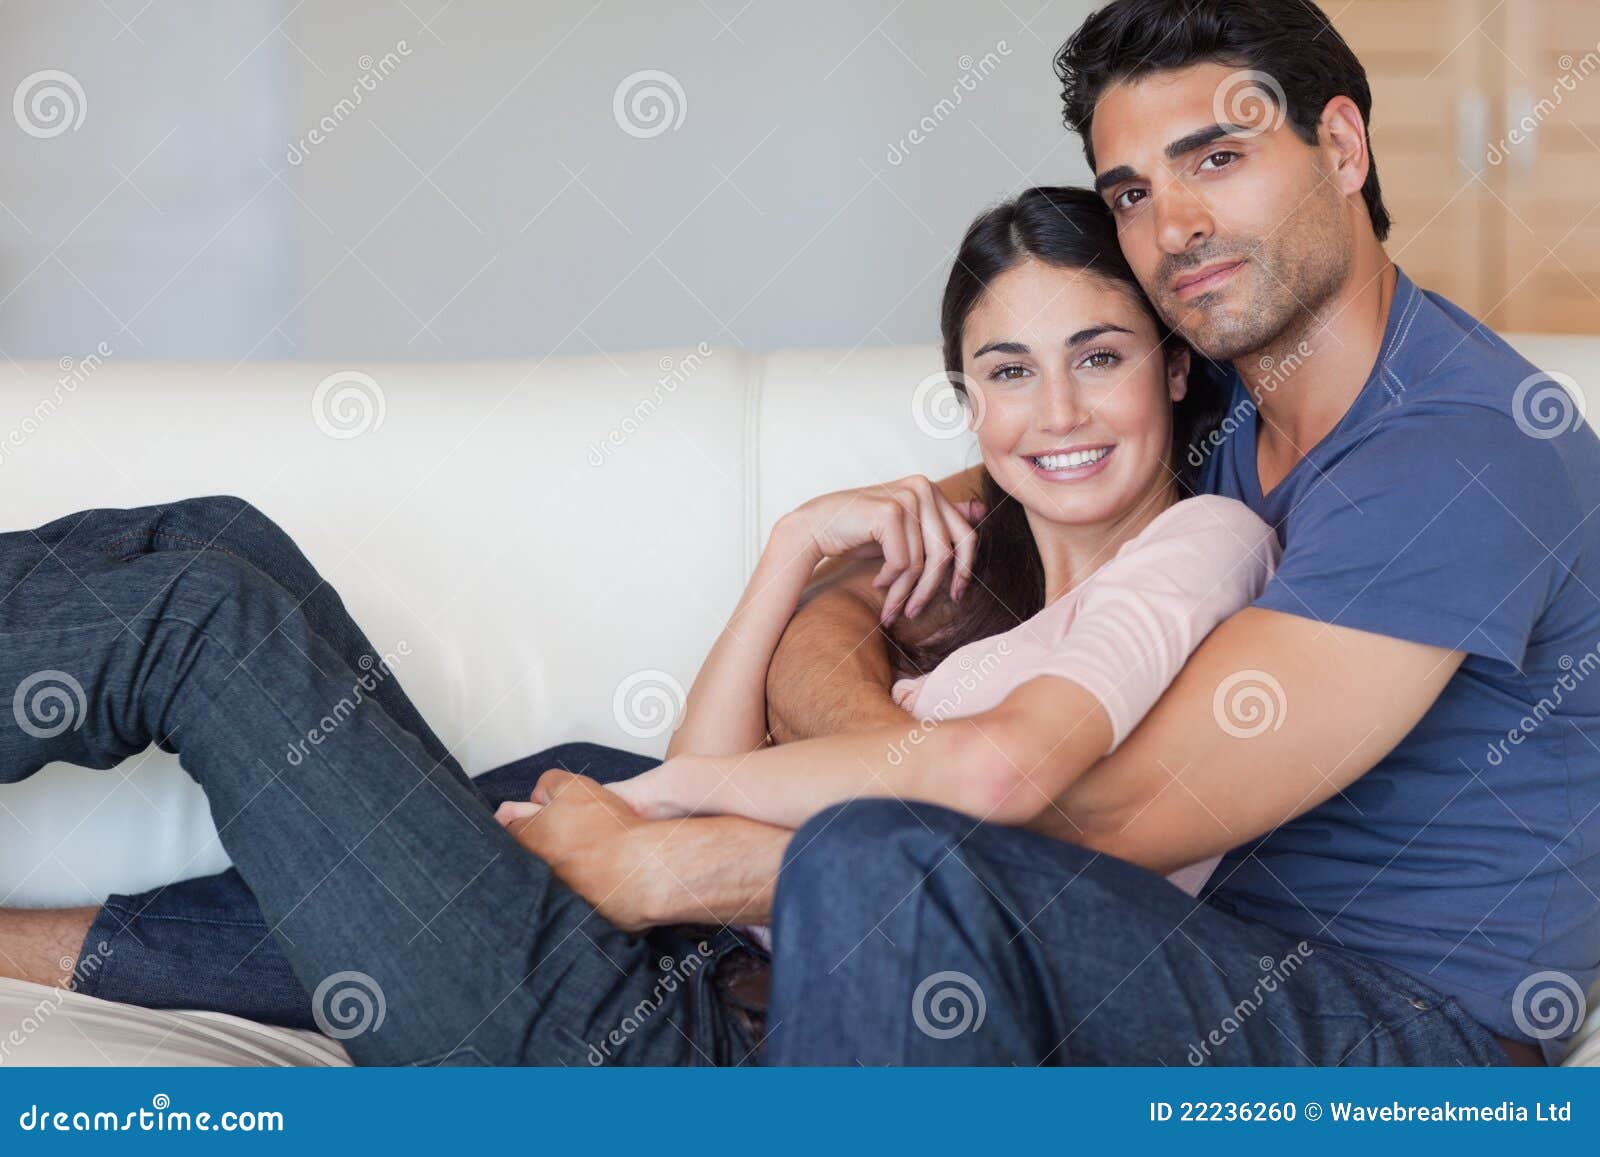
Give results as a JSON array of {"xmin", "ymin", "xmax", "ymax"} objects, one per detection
[
  {"xmin": 1166, "ymin": 347, "xmax": 1191, "ymax": 402},
  {"xmin": 1319, "ymin": 95, "xmax": 1371, "ymax": 200}
]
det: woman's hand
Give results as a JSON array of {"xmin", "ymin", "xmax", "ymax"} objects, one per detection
[
  {"xmin": 496, "ymin": 760, "xmax": 704, "ymax": 825},
  {"xmin": 776, "ymin": 475, "xmax": 985, "ymax": 625},
  {"xmin": 602, "ymin": 762, "xmax": 695, "ymax": 820}
]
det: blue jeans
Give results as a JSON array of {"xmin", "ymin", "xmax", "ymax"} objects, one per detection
[
  {"xmin": 0, "ymin": 496, "xmax": 757, "ymax": 1065},
  {"xmin": 1, "ymin": 496, "xmax": 1515, "ymax": 1065}
]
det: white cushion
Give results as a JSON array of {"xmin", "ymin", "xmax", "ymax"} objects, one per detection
[{"xmin": 0, "ymin": 978, "xmax": 348, "ymax": 1067}]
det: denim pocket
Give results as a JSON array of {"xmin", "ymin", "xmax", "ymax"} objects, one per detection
[{"xmin": 406, "ymin": 1045, "xmax": 494, "ymax": 1067}]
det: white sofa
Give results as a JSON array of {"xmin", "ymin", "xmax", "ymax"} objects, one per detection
[{"xmin": 0, "ymin": 334, "xmax": 1596, "ymax": 1065}]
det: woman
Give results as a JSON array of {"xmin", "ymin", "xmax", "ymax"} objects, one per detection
[{"xmin": 2, "ymin": 187, "xmax": 1273, "ymax": 1065}]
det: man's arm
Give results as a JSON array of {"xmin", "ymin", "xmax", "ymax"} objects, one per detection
[
  {"xmin": 766, "ymin": 464, "xmax": 986, "ymax": 743},
  {"xmin": 502, "ymin": 770, "xmax": 791, "ymax": 929},
  {"xmin": 1040, "ymin": 606, "xmax": 1465, "ymax": 874}
]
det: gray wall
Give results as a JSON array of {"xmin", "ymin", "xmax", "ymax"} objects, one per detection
[{"xmin": 0, "ymin": 0, "xmax": 1097, "ymax": 362}]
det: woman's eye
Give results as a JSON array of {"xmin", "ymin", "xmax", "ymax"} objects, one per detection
[
  {"xmin": 989, "ymin": 364, "xmax": 1029, "ymax": 382},
  {"xmin": 1080, "ymin": 350, "xmax": 1119, "ymax": 370},
  {"xmin": 1199, "ymin": 150, "xmax": 1239, "ymax": 171}
]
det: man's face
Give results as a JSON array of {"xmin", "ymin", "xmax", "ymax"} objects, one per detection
[{"xmin": 1089, "ymin": 62, "xmax": 1355, "ymax": 363}]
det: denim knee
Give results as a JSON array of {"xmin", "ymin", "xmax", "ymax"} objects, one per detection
[
  {"xmin": 774, "ymin": 799, "xmax": 970, "ymax": 936},
  {"xmin": 151, "ymin": 549, "xmax": 298, "ymax": 627},
  {"xmin": 160, "ymin": 495, "xmax": 292, "ymax": 556}
]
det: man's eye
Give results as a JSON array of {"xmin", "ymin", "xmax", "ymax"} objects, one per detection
[
  {"xmin": 1199, "ymin": 150, "xmax": 1239, "ymax": 171},
  {"xmin": 1113, "ymin": 188, "xmax": 1147, "ymax": 211}
]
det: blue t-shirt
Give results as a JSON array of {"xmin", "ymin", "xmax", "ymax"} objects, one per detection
[{"xmin": 1197, "ymin": 268, "xmax": 1600, "ymax": 1059}]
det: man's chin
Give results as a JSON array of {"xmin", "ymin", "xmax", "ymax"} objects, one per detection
[{"xmin": 1169, "ymin": 304, "xmax": 1278, "ymax": 365}]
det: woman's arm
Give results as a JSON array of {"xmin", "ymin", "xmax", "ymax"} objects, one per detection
[
  {"xmin": 623, "ymin": 674, "xmax": 1115, "ymax": 829},
  {"xmin": 765, "ymin": 467, "xmax": 986, "ymax": 744},
  {"xmin": 664, "ymin": 476, "xmax": 982, "ymax": 759},
  {"xmin": 633, "ymin": 497, "xmax": 1282, "ymax": 830},
  {"xmin": 663, "ymin": 514, "xmax": 823, "ymax": 759}
]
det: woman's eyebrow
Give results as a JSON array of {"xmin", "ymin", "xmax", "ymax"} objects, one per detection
[
  {"xmin": 1068, "ymin": 324, "xmax": 1134, "ymax": 346},
  {"xmin": 971, "ymin": 340, "xmax": 1030, "ymax": 358}
]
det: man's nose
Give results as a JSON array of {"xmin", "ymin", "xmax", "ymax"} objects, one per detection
[{"xmin": 1154, "ymin": 182, "xmax": 1214, "ymax": 257}]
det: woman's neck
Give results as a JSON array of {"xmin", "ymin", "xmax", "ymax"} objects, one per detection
[{"xmin": 1029, "ymin": 477, "xmax": 1181, "ymax": 605}]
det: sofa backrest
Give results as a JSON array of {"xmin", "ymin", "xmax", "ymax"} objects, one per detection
[{"xmin": 0, "ymin": 332, "xmax": 1588, "ymax": 904}]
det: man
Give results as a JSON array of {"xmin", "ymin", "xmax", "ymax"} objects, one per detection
[
  {"xmin": 751, "ymin": 0, "xmax": 1600, "ymax": 1065},
  {"xmin": 3, "ymin": 0, "xmax": 1595, "ymax": 1067}
]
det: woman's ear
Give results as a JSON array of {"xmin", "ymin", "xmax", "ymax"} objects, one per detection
[{"xmin": 1166, "ymin": 348, "xmax": 1191, "ymax": 402}]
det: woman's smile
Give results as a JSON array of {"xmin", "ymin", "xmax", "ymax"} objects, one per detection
[{"xmin": 1025, "ymin": 442, "xmax": 1116, "ymax": 482}]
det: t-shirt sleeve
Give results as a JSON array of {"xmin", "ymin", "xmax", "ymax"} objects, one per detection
[
  {"xmin": 1033, "ymin": 495, "xmax": 1281, "ymax": 751},
  {"xmin": 890, "ymin": 673, "xmax": 926, "ymax": 713},
  {"xmin": 1254, "ymin": 404, "xmax": 1576, "ymax": 669}
]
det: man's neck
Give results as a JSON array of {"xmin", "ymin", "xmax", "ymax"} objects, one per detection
[{"xmin": 1242, "ymin": 250, "xmax": 1397, "ymax": 487}]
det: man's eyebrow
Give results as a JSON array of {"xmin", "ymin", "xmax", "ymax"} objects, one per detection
[
  {"xmin": 1092, "ymin": 165, "xmax": 1136, "ymax": 195},
  {"xmin": 1093, "ymin": 123, "xmax": 1246, "ymax": 194},
  {"xmin": 972, "ymin": 340, "xmax": 1029, "ymax": 358},
  {"xmin": 1164, "ymin": 122, "xmax": 1239, "ymax": 161}
]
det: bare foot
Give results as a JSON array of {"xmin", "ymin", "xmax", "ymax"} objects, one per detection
[{"xmin": 0, "ymin": 907, "xmax": 98, "ymax": 988}]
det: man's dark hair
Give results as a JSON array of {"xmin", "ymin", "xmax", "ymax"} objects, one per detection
[{"xmin": 1054, "ymin": 0, "xmax": 1391, "ymax": 242}]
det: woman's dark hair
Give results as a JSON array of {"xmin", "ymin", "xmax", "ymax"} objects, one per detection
[
  {"xmin": 894, "ymin": 186, "xmax": 1228, "ymax": 679},
  {"xmin": 1053, "ymin": 0, "xmax": 1391, "ymax": 242}
]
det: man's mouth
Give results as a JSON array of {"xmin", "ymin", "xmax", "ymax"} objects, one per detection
[
  {"xmin": 1026, "ymin": 444, "xmax": 1115, "ymax": 479},
  {"xmin": 1171, "ymin": 260, "xmax": 1245, "ymax": 301}
]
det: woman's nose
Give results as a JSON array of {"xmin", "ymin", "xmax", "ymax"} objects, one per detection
[{"xmin": 1039, "ymin": 376, "xmax": 1088, "ymax": 433}]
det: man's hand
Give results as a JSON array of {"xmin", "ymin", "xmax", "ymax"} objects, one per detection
[
  {"xmin": 495, "ymin": 770, "xmax": 663, "ymax": 932},
  {"xmin": 497, "ymin": 768, "xmax": 794, "ymax": 929}
]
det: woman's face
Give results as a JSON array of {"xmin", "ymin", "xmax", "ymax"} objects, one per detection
[{"xmin": 959, "ymin": 258, "xmax": 1188, "ymax": 529}]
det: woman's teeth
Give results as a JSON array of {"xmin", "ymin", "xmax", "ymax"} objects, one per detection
[{"xmin": 1032, "ymin": 447, "xmax": 1111, "ymax": 470}]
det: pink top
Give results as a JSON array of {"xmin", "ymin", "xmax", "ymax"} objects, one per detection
[
  {"xmin": 743, "ymin": 496, "xmax": 1280, "ymax": 953},
  {"xmin": 890, "ymin": 494, "xmax": 1281, "ymax": 896}
]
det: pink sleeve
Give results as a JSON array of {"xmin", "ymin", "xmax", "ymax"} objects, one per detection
[
  {"xmin": 1033, "ymin": 497, "xmax": 1280, "ymax": 753},
  {"xmin": 891, "ymin": 673, "xmax": 926, "ymax": 714}
]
